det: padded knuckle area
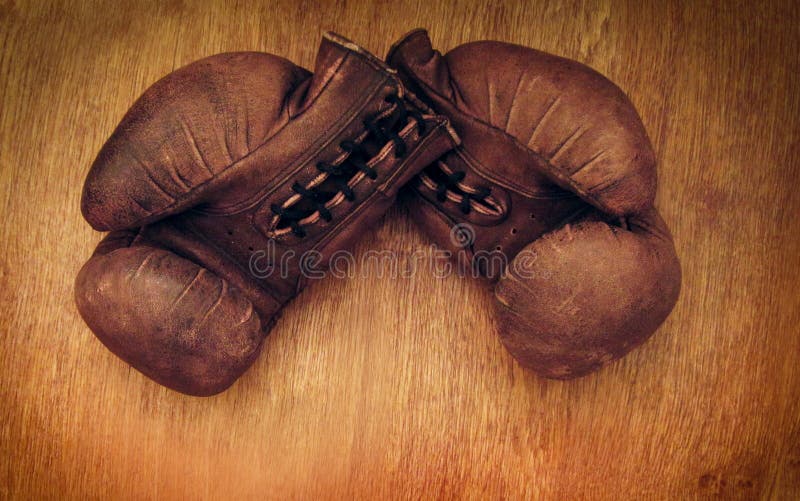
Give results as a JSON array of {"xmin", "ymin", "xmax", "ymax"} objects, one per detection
[
  {"xmin": 403, "ymin": 33, "xmax": 656, "ymax": 215},
  {"xmin": 75, "ymin": 245, "xmax": 264, "ymax": 396},
  {"xmin": 81, "ymin": 51, "xmax": 310, "ymax": 231},
  {"xmin": 493, "ymin": 213, "xmax": 681, "ymax": 378}
]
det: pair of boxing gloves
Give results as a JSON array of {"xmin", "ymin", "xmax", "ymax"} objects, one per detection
[{"xmin": 75, "ymin": 30, "xmax": 681, "ymax": 396}]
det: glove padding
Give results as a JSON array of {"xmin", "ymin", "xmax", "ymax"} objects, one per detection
[
  {"xmin": 494, "ymin": 209, "xmax": 680, "ymax": 378},
  {"xmin": 388, "ymin": 29, "xmax": 681, "ymax": 378},
  {"xmin": 75, "ymin": 230, "xmax": 270, "ymax": 395}
]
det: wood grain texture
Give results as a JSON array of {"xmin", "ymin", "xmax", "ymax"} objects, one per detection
[{"xmin": 1, "ymin": 0, "xmax": 799, "ymax": 498}]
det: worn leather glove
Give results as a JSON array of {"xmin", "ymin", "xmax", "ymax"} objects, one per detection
[
  {"xmin": 388, "ymin": 29, "xmax": 681, "ymax": 378},
  {"xmin": 75, "ymin": 33, "xmax": 458, "ymax": 395}
]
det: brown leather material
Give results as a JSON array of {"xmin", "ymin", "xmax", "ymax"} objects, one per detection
[
  {"xmin": 74, "ymin": 230, "xmax": 268, "ymax": 396},
  {"xmin": 388, "ymin": 29, "xmax": 681, "ymax": 378},
  {"xmin": 75, "ymin": 32, "xmax": 459, "ymax": 396},
  {"xmin": 388, "ymin": 29, "xmax": 657, "ymax": 217},
  {"xmin": 494, "ymin": 208, "xmax": 681, "ymax": 378}
]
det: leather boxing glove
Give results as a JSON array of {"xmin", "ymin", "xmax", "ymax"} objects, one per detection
[
  {"xmin": 387, "ymin": 30, "xmax": 681, "ymax": 378},
  {"xmin": 75, "ymin": 33, "xmax": 459, "ymax": 395}
]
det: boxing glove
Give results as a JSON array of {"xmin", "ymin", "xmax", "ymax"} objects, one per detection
[
  {"xmin": 75, "ymin": 32, "xmax": 459, "ymax": 396},
  {"xmin": 387, "ymin": 30, "xmax": 681, "ymax": 378}
]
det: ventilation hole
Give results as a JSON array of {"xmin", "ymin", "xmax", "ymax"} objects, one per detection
[
  {"xmin": 248, "ymin": 246, "xmax": 254, "ymax": 252},
  {"xmin": 495, "ymin": 246, "xmax": 502, "ymax": 251},
  {"xmin": 511, "ymin": 228, "xmax": 517, "ymax": 234},
  {"xmin": 529, "ymin": 213, "xmax": 536, "ymax": 219},
  {"xmin": 227, "ymin": 229, "xmax": 234, "ymax": 236}
]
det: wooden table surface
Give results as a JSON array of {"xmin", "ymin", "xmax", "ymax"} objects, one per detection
[{"xmin": 2, "ymin": 0, "xmax": 799, "ymax": 498}]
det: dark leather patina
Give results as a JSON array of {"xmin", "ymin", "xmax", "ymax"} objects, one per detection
[
  {"xmin": 75, "ymin": 33, "xmax": 458, "ymax": 395},
  {"xmin": 388, "ymin": 29, "xmax": 681, "ymax": 378}
]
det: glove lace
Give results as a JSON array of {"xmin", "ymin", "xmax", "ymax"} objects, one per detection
[
  {"xmin": 272, "ymin": 94, "xmax": 426, "ymax": 237},
  {"xmin": 429, "ymin": 166, "xmax": 492, "ymax": 214}
]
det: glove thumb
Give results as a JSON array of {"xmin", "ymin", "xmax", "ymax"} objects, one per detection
[{"xmin": 387, "ymin": 29, "xmax": 458, "ymax": 104}]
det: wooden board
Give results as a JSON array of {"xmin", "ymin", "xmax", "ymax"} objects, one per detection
[{"xmin": 2, "ymin": 0, "xmax": 799, "ymax": 498}]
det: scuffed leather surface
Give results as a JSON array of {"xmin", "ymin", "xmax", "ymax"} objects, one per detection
[
  {"xmin": 494, "ymin": 209, "xmax": 681, "ymax": 378},
  {"xmin": 81, "ymin": 52, "xmax": 308, "ymax": 232},
  {"xmin": 75, "ymin": 230, "xmax": 266, "ymax": 396},
  {"xmin": 76, "ymin": 33, "xmax": 459, "ymax": 395},
  {"xmin": 388, "ymin": 29, "xmax": 656, "ymax": 217},
  {"xmin": 388, "ymin": 29, "xmax": 681, "ymax": 378}
]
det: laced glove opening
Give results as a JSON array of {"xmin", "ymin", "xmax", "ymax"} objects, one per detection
[
  {"xmin": 424, "ymin": 162, "xmax": 494, "ymax": 214},
  {"xmin": 271, "ymin": 93, "xmax": 427, "ymax": 237}
]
